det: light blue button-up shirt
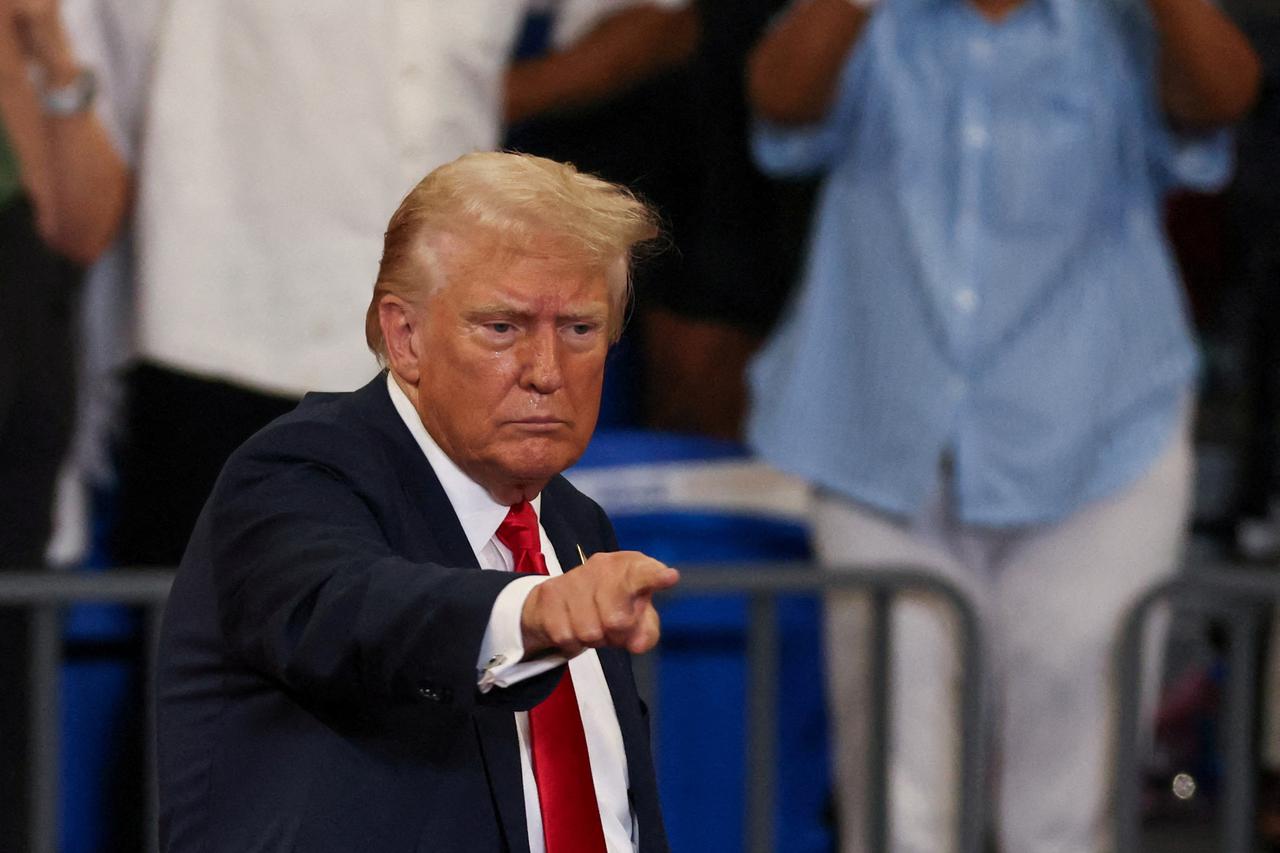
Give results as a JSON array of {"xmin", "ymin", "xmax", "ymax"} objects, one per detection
[{"xmin": 747, "ymin": 0, "xmax": 1232, "ymax": 526}]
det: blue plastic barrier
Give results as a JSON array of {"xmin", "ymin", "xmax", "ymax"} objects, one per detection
[
  {"xmin": 570, "ymin": 431, "xmax": 831, "ymax": 853},
  {"xmin": 60, "ymin": 492, "xmax": 143, "ymax": 853},
  {"xmin": 60, "ymin": 598, "xmax": 140, "ymax": 853}
]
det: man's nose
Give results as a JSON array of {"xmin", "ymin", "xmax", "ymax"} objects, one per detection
[{"xmin": 519, "ymin": 327, "xmax": 564, "ymax": 394}]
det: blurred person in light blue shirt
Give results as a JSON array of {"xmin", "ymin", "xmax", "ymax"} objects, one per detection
[{"xmin": 746, "ymin": 0, "xmax": 1261, "ymax": 850}]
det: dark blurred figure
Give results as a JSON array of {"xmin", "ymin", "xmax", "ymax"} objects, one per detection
[
  {"xmin": 507, "ymin": 0, "xmax": 817, "ymax": 439},
  {"xmin": 1227, "ymin": 5, "xmax": 1280, "ymax": 559},
  {"xmin": 113, "ymin": 0, "xmax": 698, "ymax": 571},
  {"xmin": 1207, "ymin": 2, "xmax": 1280, "ymax": 843},
  {"xmin": 744, "ymin": 0, "xmax": 1260, "ymax": 850},
  {"xmin": 0, "ymin": 0, "xmax": 129, "ymax": 846},
  {"xmin": 1162, "ymin": 0, "xmax": 1280, "ymax": 547}
]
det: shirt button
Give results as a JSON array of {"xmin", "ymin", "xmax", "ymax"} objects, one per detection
[
  {"xmin": 969, "ymin": 38, "xmax": 993, "ymax": 63},
  {"xmin": 963, "ymin": 123, "xmax": 989, "ymax": 149},
  {"xmin": 948, "ymin": 376, "xmax": 968, "ymax": 398},
  {"xmin": 953, "ymin": 288, "xmax": 978, "ymax": 314},
  {"xmin": 487, "ymin": 654, "xmax": 506, "ymax": 668}
]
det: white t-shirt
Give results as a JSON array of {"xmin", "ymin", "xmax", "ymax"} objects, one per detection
[{"xmin": 136, "ymin": 0, "xmax": 685, "ymax": 398}]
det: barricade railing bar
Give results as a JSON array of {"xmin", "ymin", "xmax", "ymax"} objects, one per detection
[
  {"xmin": 1114, "ymin": 564, "xmax": 1280, "ymax": 853},
  {"xmin": 647, "ymin": 563, "xmax": 988, "ymax": 853},
  {"xmin": 0, "ymin": 570, "xmax": 173, "ymax": 853},
  {"xmin": 0, "ymin": 565, "xmax": 984, "ymax": 853},
  {"xmin": 24, "ymin": 563, "xmax": 1275, "ymax": 852}
]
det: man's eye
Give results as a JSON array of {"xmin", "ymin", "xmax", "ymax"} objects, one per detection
[
  {"xmin": 569, "ymin": 323, "xmax": 595, "ymax": 336},
  {"xmin": 488, "ymin": 322, "xmax": 514, "ymax": 334}
]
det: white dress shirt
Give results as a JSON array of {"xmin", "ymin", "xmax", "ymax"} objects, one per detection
[
  {"xmin": 136, "ymin": 0, "xmax": 685, "ymax": 399},
  {"xmin": 386, "ymin": 375, "xmax": 637, "ymax": 852}
]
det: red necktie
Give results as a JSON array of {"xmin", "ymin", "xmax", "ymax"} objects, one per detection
[{"xmin": 496, "ymin": 501, "xmax": 608, "ymax": 853}]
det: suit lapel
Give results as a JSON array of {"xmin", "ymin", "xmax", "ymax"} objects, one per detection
[
  {"xmin": 539, "ymin": 491, "xmax": 588, "ymax": 575},
  {"xmin": 355, "ymin": 373, "xmax": 478, "ymax": 567}
]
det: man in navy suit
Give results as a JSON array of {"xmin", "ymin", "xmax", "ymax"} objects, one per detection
[{"xmin": 155, "ymin": 151, "xmax": 680, "ymax": 853}]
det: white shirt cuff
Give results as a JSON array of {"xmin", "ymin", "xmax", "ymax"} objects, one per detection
[{"xmin": 476, "ymin": 575, "xmax": 567, "ymax": 692}]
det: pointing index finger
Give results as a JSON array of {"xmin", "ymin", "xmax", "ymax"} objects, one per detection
[{"xmin": 625, "ymin": 561, "xmax": 680, "ymax": 596}]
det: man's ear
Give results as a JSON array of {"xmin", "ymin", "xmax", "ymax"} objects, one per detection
[{"xmin": 379, "ymin": 294, "xmax": 422, "ymax": 385}]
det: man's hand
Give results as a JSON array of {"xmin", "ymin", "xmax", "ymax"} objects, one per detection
[{"xmin": 521, "ymin": 551, "xmax": 680, "ymax": 658}]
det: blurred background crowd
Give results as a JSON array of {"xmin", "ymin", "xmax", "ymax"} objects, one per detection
[{"xmin": 1, "ymin": 0, "xmax": 1278, "ymax": 850}]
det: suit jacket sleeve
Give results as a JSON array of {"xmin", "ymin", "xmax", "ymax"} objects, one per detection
[{"xmin": 204, "ymin": 416, "xmax": 558, "ymax": 719}]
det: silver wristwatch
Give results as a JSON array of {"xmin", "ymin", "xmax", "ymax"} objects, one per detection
[{"xmin": 40, "ymin": 67, "xmax": 98, "ymax": 117}]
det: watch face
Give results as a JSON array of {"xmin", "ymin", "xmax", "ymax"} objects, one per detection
[{"xmin": 42, "ymin": 68, "xmax": 97, "ymax": 116}]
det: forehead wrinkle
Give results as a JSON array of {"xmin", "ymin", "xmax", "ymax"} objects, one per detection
[
  {"xmin": 463, "ymin": 298, "xmax": 608, "ymax": 322},
  {"xmin": 421, "ymin": 230, "xmax": 616, "ymax": 329},
  {"xmin": 463, "ymin": 302, "xmax": 534, "ymax": 319},
  {"xmin": 559, "ymin": 304, "xmax": 609, "ymax": 323}
]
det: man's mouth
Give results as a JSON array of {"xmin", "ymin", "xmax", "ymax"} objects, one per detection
[{"xmin": 506, "ymin": 417, "xmax": 567, "ymax": 431}]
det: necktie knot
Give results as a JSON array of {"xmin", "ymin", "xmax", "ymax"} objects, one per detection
[{"xmin": 497, "ymin": 500, "xmax": 548, "ymax": 575}]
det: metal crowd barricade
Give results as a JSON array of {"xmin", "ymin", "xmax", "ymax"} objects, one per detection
[
  {"xmin": 641, "ymin": 562, "xmax": 988, "ymax": 853},
  {"xmin": 0, "ymin": 565, "xmax": 990, "ymax": 853},
  {"xmin": 1114, "ymin": 565, "xmax": 1280, "ymax": 853},
  {"xmin": 0, "ymin": 570, "xmax": 174, "ymax": 853},
  {"xmin": 9, "ymin": 561, "xmax": 1280, "ymax": 852}
]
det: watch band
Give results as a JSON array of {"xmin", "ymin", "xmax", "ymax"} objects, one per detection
[{"xmin": 40, "ymin": 67, "xmax": 98, "ymax": 117}]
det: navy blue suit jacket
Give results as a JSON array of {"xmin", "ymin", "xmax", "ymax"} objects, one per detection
[{"xmin": 156, "ymin": 375, "xmax": 667, "ymax": 852}]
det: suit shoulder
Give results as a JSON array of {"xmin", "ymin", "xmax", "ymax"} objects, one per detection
[
  {"xmin": 237, "ymin": 396, "xmax": 366, "ymax": 461},
  {"xmin": 222, "ymin": 381, "xmax": 395, "ymax": 482}
]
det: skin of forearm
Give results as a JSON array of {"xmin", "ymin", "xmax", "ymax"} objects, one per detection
[
  {"xmin": 6, "ymin": 8, "xmax": 129, "ymax": 264},
  {"xmin": 1148, "ymin": 0, "xmax": 1262, "ymax": 128},
  {"xmin": 504, "ymin": 5, "xmax": 698, "ymax": 126},
  {"xmin": 746, "ymin": 0, "xmax": 870, "ymax": 126},
  {"xmin": 44, "ymin": 113, "xmax": 129, "ymax": 264}
]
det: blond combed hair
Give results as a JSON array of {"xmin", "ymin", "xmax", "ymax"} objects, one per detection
[{"xmin": 366, "ymin": 151, "xmax": 661, "ymax": 363}]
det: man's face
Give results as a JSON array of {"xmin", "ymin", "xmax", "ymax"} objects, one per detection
[{"xmin": 412, "ymin": 239, "xmax": 611, "ymax": 503}]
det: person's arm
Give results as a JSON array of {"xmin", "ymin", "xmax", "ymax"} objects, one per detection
[
  {"xmin": 1148, "ymin": 0, "xmax": 1262, "ymax": 128},
  {"xmin": 208, "ymin": 418, "xmax": 675, "ymax": 717},
  {"xmin": 746, "ymin": 0, "xmax": 873, "ymax": 126},
  {"xmin": 208, "ymin": 426, "xmax": 554, "ymax": 716},
  {"xmin": 504, "ymin": 3, "xmax": 698, "ymax": 126},
  {"xmin": 4, "ymin": 0, "xmax": 128, "ymax": 264}
]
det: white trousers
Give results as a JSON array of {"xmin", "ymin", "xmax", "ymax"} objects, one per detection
[{"xmin": 814, "ymin": 417, "xmax": 1192, "ymax": 853}]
